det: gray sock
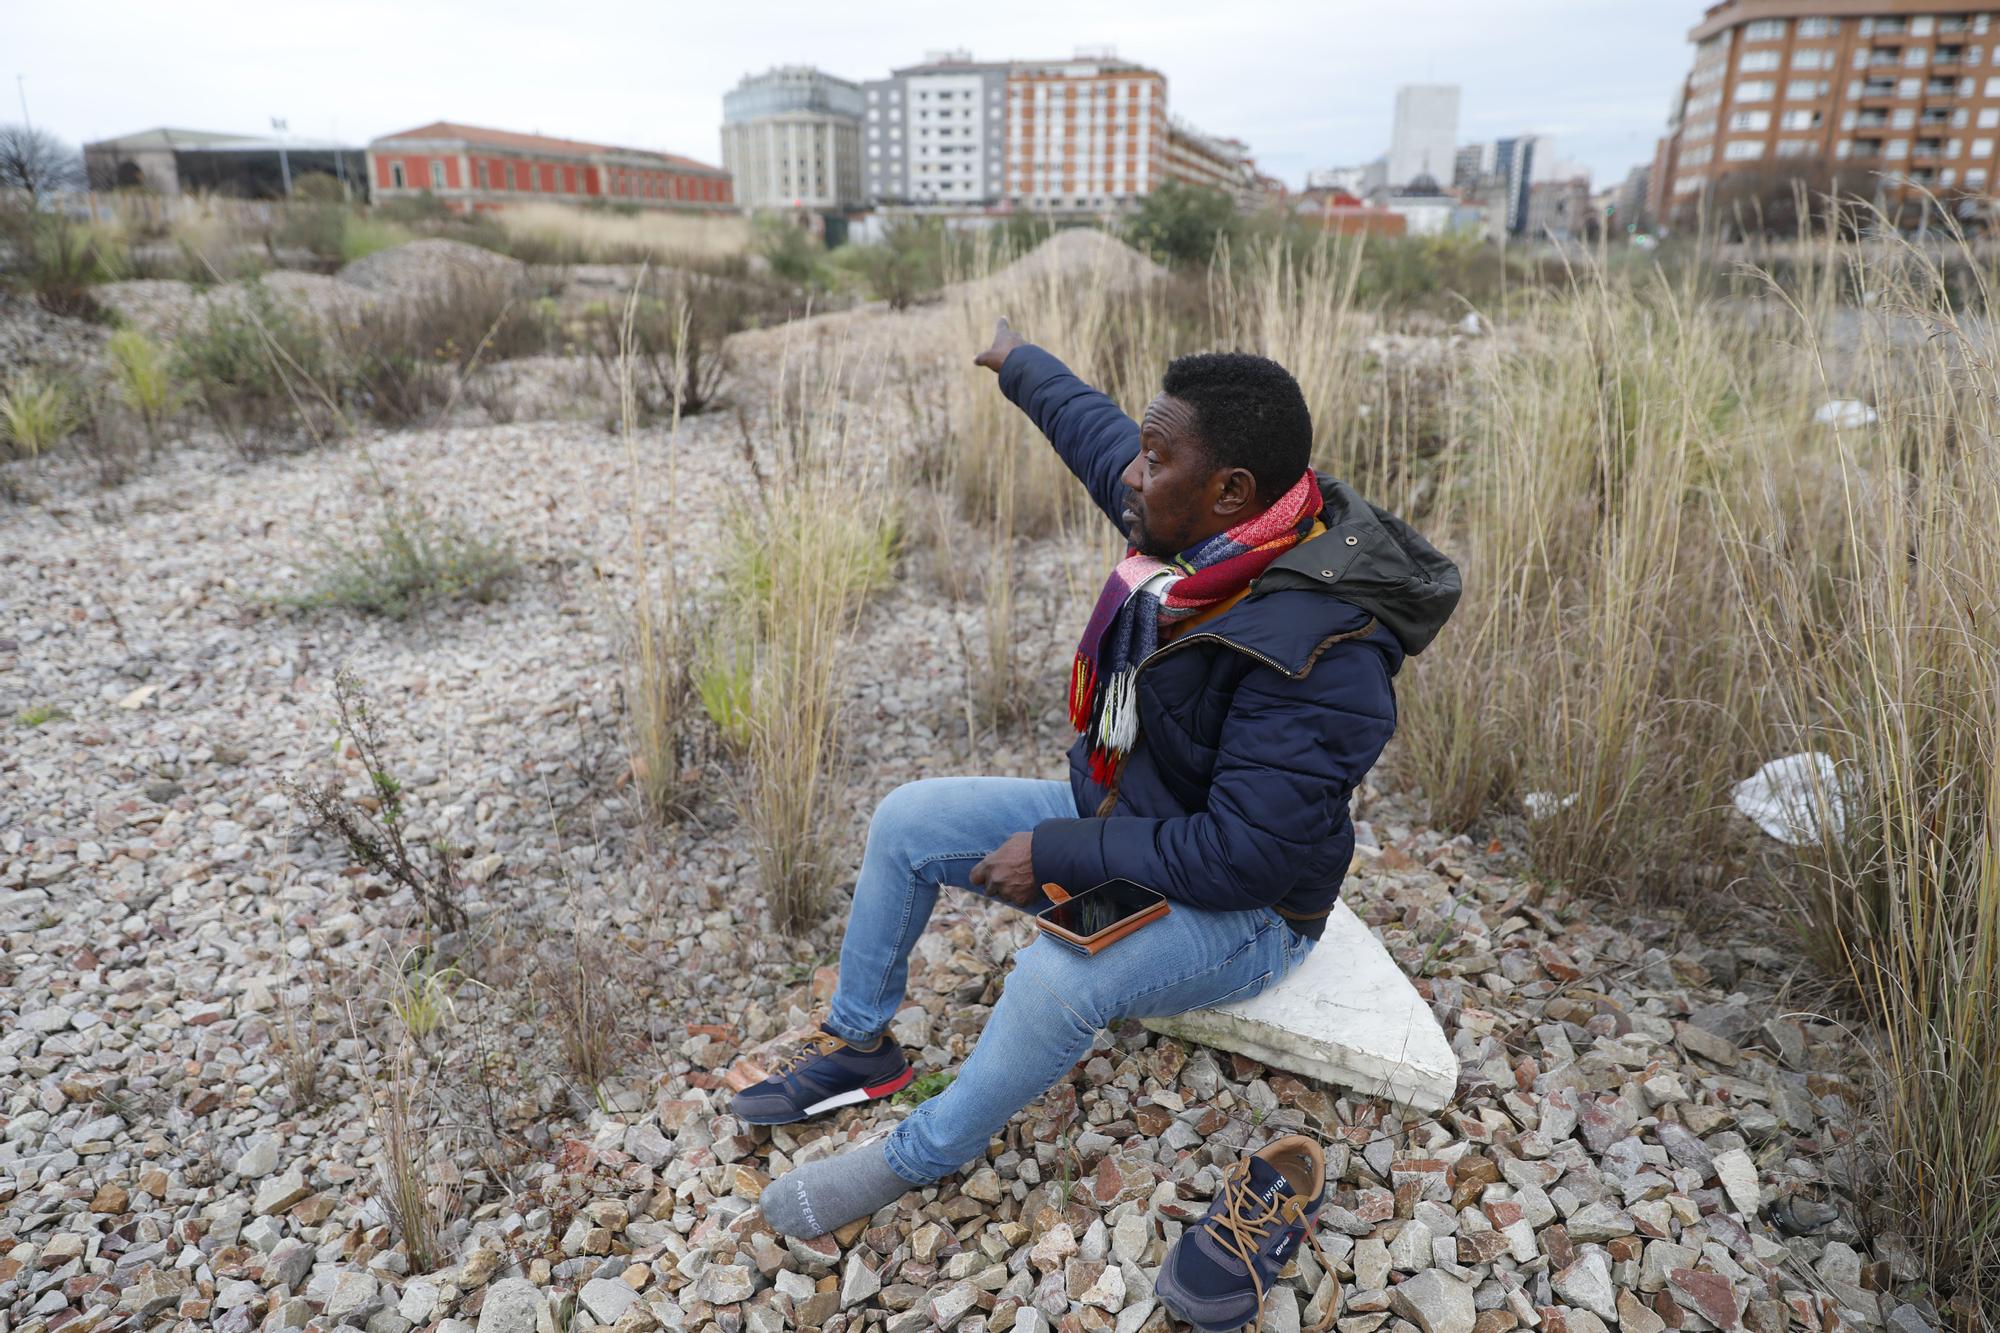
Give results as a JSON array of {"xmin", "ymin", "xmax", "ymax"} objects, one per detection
[{"xmin": 759, "ymin": 1139, "xmax": 919, "ymax": 1239}]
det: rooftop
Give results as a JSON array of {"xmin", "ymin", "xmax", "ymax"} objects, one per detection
[{"xmin": 370, "ymin": 121, "xmax": 725, "ymax": 174}]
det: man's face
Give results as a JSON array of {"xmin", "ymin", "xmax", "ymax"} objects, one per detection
[{"xmin": 1122, "ymin": 393, "xmax": 1230, "ymax": 558}]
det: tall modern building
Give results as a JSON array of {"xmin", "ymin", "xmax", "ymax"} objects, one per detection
[
  {"xmin": 1494, "ymin": 135, "xmax": 1544, "ymax": 235},
  {"xmin": 1006, "ymin": 54, "xmax": 1169, "ymax": 211},
  {"xmin": 1387, "ymin": 84, "xmax": 1461, "ymax": 187},
  {"xmin": 1656, "ymin": 2, "xmax": 2000, "ymax": 221},
  {"xmin": 863, "ymin": 52, "xmax": 1010, "ymax": 208},
  {"xmin": 721, "ymin": 67, "xmax": 864, "ymax": 211}
]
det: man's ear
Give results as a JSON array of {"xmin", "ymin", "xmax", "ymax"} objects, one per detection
[{"xmin": 1212, "ymin": 468, "xmax": 1258, "ymax": 518}]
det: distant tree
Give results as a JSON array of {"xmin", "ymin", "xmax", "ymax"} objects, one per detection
[
  {"xmin": 1683, "ymin": 160, "xmax": 1885, "ymax": 237},
  {"xmin": 1126, "ymin": 181, "xmax": 1241, "ymax": 267},
  {"xmin": 755, "ymin": 214, "xmax": 824, "ymax": 286},
  {"xmin": 0, "ymin": 124, "xmax": 85, "ymax": 198}
]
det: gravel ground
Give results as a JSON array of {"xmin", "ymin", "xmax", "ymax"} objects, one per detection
[{"xmin": 0, "ymin": 281, "xmax": 1929, "ymax": 1333}]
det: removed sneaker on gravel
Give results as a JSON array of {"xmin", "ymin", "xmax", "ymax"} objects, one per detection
[
  {"xmin": 729, "ymin": 1027, "xmax": 914, "ymax": 1125},
  {"xmin": 1154, "ymin": 1133, "xmax": 1336, "ymax": 1332}
]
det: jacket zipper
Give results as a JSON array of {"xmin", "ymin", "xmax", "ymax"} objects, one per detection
[
  {"xmin": 1133, "ymin": 632, "xmax": 1300, "ymax": 680},
  {"xmin": 1132, "ymin": 616, "xmax": 1380, "ymax": 683}
]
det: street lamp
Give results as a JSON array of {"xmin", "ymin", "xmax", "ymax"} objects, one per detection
[{"xmin": 271, "ymin": 116, "xmax": 293, "ymax": 198}]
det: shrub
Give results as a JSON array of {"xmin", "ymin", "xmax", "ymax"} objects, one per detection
[
  {"xmin": 755, "ymin": 216, "xmax": 824, "ymax": 286},
  {"xmin": 299, "ymin": 499, "xmax": 518, "ymax": 619},
  {"xmin": 286, "ymin": 671, "xmax": 470, "ymax": 932},
  {"xmin": 340, "ymin": 214, "xmax": 412, "ymax": 263},
  {"xmin": 337, "ymin": 272, "xmax": 553, "ymax": 427},
  {"xmin": 174, "ymin": 281, "xmax": 344, "ymax": 451},
  {"xmin": 580, "ymin": 272, "xmax": 742, "ymax": 420},
  {"xmin": 1126, "ymin": 180, "xmax": 1240, "ymax": 267},
  {"xmin": 838, "ymin": 217, "xmax": 959, "ymax": 310},
  {"xmin": 107, "ymin": 328, "xmax": 184, "ymax": 443},
  {"xmin": 274, "ymin": 203, "xmax": 350, "ymax": 261},
  {"xmin": 0, "ymin": 371, "xmax": 80, "ymax": 458},
  {"xmin": 22, "ymin": 214, "xmax": 123, "ymax": 318}
]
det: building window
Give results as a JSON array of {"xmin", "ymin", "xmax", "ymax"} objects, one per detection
[
  {"xmin": 1735, "ymin": 80, "xmax": 1776, "ymax": 101},
  {"xmin": 1744, "ymin": 19, "xmax": 1787, "ymax": 41},
  {"xmin": 1741, "ymin": 51, "xmax": 1780, "ymax": 73},
  {"xmin": 391, "ymin": 162, "xmax": 406, "ymax": 188},
  {"xmin": 1799, "ymin": 17, "xmax": 1837, "ymax": 37},
  {"xmin": 1970, "ymin": 168, "xmax": 1990, "ymax": 187},
  {"xmin": 1793, "ymin": 49, "xmax": 1832, "ymax": 71},
  {"xmin": 431, "ymin": 160, "xmax": 445, "ymax": 190},
  {"xmin": 1975, "ymin": 138, "xmax": 1996, "ymax": 157},
  {"xmin": 1777, "ymin": 140, "xmax": 1815, "ymax": 158},
  {"xmin": 1788, "ymin": 80, "xmax": 1830, "ymax": 99},
  {"xmin": 1724, "ymin": 140, "xmax": 1767, "ymax": 160},
  {"xmin": 1781, "ymin": 110, "xmax": 1820, "ymax": 131},
  {"xmin": 1730, "ymin": 110, "xmax": 1773, "ymax": 131},
  {"xmin": 475, "ymin": 160, "xmax": 488, "ymax": 189}
]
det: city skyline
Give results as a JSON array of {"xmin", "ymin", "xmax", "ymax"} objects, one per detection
[{"xmin": 15, "ymin": 1, "xmax": 1701, "ymax": 192}]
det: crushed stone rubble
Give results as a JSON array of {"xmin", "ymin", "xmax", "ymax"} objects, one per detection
[{"xmin": 0, "ymin": 251, "xmax": 1930, "ymax": 1333}]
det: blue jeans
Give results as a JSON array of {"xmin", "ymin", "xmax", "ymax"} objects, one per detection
[{"xmin": 825, "ymin": 776, "xmax": 1315, "ymax": 1185}]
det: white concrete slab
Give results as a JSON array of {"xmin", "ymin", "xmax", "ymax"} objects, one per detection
[{"xmin": 1143, "ymin": 900, "xmax": 1459, "ymax": 1113}]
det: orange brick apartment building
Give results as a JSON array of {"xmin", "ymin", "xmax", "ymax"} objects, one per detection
[
  {"xmin": 1655, "ymin": 2, "xmax": 2000, "ymax": 222},
  {"xmin": 367, "ymin": 122, "xmax": 732, "ymax": 214}
]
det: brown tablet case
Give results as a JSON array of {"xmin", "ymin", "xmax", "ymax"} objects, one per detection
[{"xmin": 1034, "ymin": 881, "xmax": 1172, "ymax": 954}]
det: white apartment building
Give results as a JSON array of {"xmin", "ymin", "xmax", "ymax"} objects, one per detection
[{"xmin": 863, "ymin": 52, "xmax": 1009, "ymax": 208}]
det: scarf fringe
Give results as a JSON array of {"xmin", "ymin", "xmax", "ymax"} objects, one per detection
[{"xmin": 1100, "ymin": 668, "xmax": 1140, "ymax": 752}]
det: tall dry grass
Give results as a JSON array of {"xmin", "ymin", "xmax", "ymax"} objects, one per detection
[
  {"xmin": 724, "ymin": 345, "xmax": 899, "ymax": 931},
  {"xmin": 1723, "ymin": 227, "xmax": 2000, "ymax": 1323},
  {"xmin": 619, "ymin": 276, "xmax": 710, "ymax": 819},
  {"xmin": 496, "ymin": 202, "xmax": 750, "ymax": 266}
]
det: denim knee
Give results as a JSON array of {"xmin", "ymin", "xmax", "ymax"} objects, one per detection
[{"xmin": 1004, "ymin": 940, "xmax": 1106, "ymax": 1035}]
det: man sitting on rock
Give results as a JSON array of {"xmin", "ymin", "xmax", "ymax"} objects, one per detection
[{"xmin": 736, "ymin": 318, "xmax": 1460, "ymax": 1239}]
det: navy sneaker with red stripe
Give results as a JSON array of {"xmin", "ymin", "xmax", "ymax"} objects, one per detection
[
  {"xmin": 1154, "ymin": 1134, "xmax": 1337, "ymax": 1333},
  {"xmin": 730, "ymin": 1028, "xmax": 914, "ymax": 1126}
]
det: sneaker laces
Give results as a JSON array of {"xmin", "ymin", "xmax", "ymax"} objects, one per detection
[
  {"xmin": 769, "ymin": 1029, "xmax": 846, "ymax": 1078},
  {"xmin": 1203, "ymin": 1158, "xmax": 1339, "ymax": 1333}
]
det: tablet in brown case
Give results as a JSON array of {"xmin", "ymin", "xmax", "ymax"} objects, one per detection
[{"xmin": 1034, "ymin": 881, "xmax": 1172, "ymax": 954}]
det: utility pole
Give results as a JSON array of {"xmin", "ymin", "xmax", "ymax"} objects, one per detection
[
  {"xmin": 18, "ymin": 74, "xmax": 40, "ymax": 206},
  {"xmin": 271, "ymin": 116, "xmax": 293, "ymax": 198}
]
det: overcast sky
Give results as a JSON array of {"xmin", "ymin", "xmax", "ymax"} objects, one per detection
[{"xmin": 16, "ymin": 1, "xmax": 1699, "ymax": 189}]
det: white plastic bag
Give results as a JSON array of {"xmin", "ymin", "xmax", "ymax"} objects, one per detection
[
  {"xmin": 1732, "ymin": 752, "xmax": 1849, "ymax": 845},
  {"xmin": 1813, "ymin": 399, "xmax": 1877, "ymax": 429}
]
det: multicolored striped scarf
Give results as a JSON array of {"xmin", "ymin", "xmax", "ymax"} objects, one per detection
[{"xmin": 1070, "ymin": 469, "xmax": 1325, "ymax": 787}]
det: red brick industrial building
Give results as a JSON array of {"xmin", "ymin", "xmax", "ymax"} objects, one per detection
[{"xmin": 366, "ymin": 122, "xmax": 732, "ymax": 214}]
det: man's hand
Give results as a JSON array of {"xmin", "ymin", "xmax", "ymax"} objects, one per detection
[
  {"xmin": 973, "ymin": 317, "xmax": 1026, "ymax": 374},
  {"xmin": 970, "ymin": 831, "xmax": 1038, "ymax": 905}
]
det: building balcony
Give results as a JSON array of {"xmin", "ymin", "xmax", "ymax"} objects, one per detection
[
  {"xmin": 1926, "ymin": 81, "xmax": 1961, "ymax": 97},
  {"xmin": 1859, "ymin": 82, "xmax": 1901, "ymax": 101}
]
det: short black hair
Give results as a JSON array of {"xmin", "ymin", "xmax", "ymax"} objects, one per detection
[{"xmin": 1160, "ymin": 351, "xmax": 1313, "ymax": 504}]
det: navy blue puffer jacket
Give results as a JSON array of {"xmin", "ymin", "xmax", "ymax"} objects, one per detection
[{"xmin": 1002, "ymin": 345, "xmax": 1462, "ymax": 939}]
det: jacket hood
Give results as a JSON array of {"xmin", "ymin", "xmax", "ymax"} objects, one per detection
[{"xmin": 1253, "ymin": 477, "xmax": 1463, "ymax": 657}]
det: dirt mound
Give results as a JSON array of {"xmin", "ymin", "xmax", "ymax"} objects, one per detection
[
  {"xmin": 337, "ymin": 238, "xmax": 529, "ymax": 296},
  {"xmin": 993, "ymin": 228, "xmax": 1167, "ymax": 287}
]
